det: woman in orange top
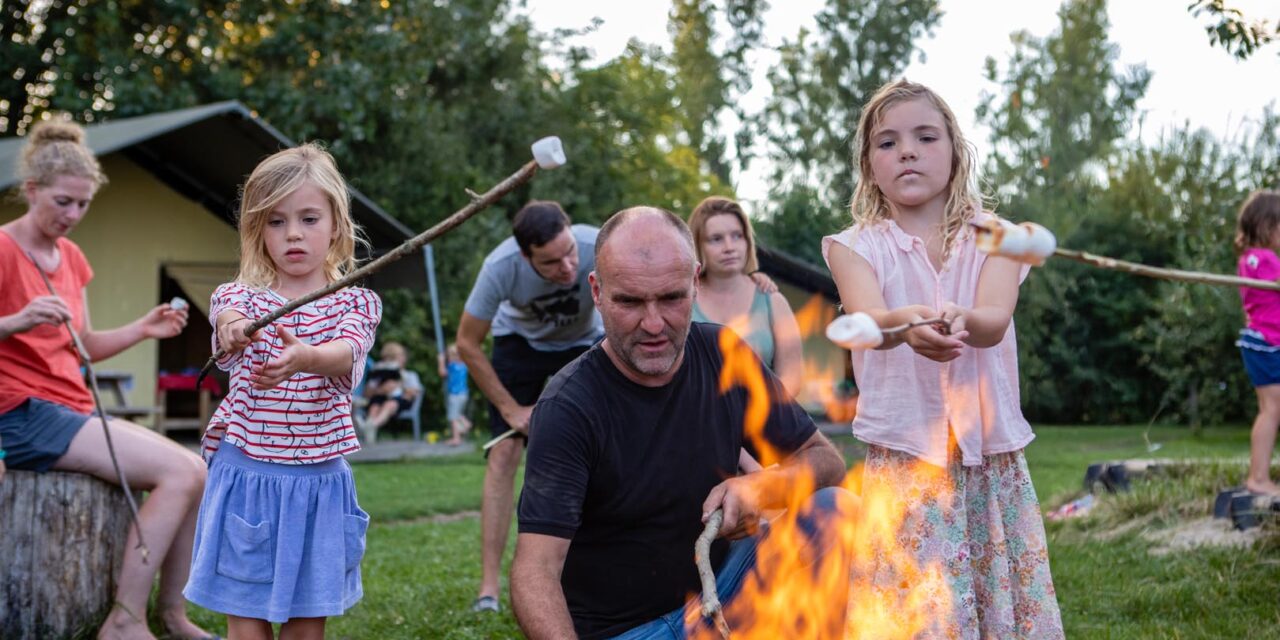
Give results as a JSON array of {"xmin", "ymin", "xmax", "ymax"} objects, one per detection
[{"xmin": 0, "ymin": 121, "xmax": 213, "ymax": 640}]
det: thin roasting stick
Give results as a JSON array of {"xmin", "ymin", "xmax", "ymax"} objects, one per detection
[
  {"xmin": 197, "ymin": 138, "xmax": 566, "ymax": 389},
  {"xmin": 27, "ymin": 252, "xmax": 149, "ymax": 562},
  {"xmin": 481, "ymin": 428, "xmax": 519, "ymax": 452},
  {"xmin": 966, "ymin": 220, "xmax": 1280, "ymax": 291},
  {"xmin": 696, "ymin": 508, "xmax": 732, "ymax": 639}
]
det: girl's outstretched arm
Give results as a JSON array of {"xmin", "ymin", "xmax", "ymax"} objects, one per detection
[
  {"xmin": 943, "ymin": 254, "xmax": 1022, "ymax": 348},
  {"xmin": 252, "ymin": 327, "xmax": 353, "ymax": 390},
  {"xmin": 827, "ymin": 242, "xmax": 966, "ymax": 361}
]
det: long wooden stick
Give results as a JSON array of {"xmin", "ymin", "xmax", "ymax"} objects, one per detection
[
  {"xmin": 1051, "ymin": 247, "xmax": 1280, "ymax": 291},
  {"xmin": 197, "ymin": 159, "xmax": 543, "ymax": 387},
  {"xmin": 27, "ymin": 253, "xmax": 149, "ymax": 562}
]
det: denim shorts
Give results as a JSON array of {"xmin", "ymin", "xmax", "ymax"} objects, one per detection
[
  {"xmin": 1237, "ymin": 328, "xmax": 1280, "ymax": 387},
  {"xmin": 0, "ymin": 398, "xmax": 91, "ymax": 471}
]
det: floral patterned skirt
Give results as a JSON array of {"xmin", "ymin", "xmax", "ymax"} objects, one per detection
[{"xmin": 847, "ymin": 445, "xmax": 1064, "ymax": 639}]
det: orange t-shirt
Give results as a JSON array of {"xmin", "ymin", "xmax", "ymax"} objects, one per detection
[{"xmin": 0, "ymin": 230, "xmax": 94, "ymax": 415}]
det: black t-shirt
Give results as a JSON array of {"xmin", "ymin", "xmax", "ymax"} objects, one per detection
[{"xmin": 517, "ymin": 323, "xmax": 817, "ymax": 639}]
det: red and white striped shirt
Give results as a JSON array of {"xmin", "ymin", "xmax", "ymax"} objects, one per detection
[{"xmin": 202, "ymin": 283, "xmax": 382, "ymax": 465}]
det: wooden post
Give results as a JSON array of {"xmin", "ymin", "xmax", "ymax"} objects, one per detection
[{"xmin": 0, "ymin": 470, "xmax": 136, "ymax": 639}]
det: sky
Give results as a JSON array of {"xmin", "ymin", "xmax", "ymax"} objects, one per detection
[{"xmin": 522, "ymin": 0, "xmax": 1280, "ymax": 203}]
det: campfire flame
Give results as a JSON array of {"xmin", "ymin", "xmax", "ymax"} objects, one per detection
[
  {"xmin": 792, "ymin": 295, "xmax": 858, "ymax": 423},
  {"xmin": 695, "ymin": 297, "xmax": 954, "ymax": 638}
]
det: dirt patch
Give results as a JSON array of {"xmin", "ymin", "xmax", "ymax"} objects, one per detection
[
  {"xmin": 384, "ymin": 510, "xmax": 480, "ymax": 527},
  {"xmin": 1143, "ymin": 516, "xmax": 1264, "ymax": 555}
]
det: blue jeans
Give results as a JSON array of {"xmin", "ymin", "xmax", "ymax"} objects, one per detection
[{"xmin": 610, "ymin": 487, "xmax": 856, "ymax": 639}]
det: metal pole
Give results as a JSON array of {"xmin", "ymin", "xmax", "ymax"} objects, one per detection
[{"xmin": 424, "ymin": 244, "xmax": 445, "ymax": 443}]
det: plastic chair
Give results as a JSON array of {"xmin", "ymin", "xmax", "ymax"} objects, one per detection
[{"xmin": 397, "ymin": 391, "xmax": 424, "ymax": 441}]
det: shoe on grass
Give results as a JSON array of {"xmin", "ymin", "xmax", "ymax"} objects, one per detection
[{"xmin": 471, "ymin": 595, "xmax": 500, "ymax": 613}]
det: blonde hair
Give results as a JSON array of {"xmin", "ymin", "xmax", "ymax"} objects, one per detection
[
  {"xmin": 851, "ymin": 79, "xmax": 982, "ymax": 261},
  {"xmin": 688, "ymin": 196, "xmax": 760, "ymax": 275},
  {"xmin": 17, "ymin": 120, "xmax": 107, "ymax": 199},
  {"xmin": 235, "ymin": 143, "xmax": 363, "ymax": 288},
  {"xmin": 380, "ymin": 341, "xmax": 407, "ymax": 362}
]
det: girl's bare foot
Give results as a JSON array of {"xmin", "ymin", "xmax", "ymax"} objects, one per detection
[
  {"xmin": 160, "ymin": 606, "xmax": 216, "ymax": 640},
  {"xmin": 1245, "ymin": 478, "xmax": 1280, "ymax": 496}
]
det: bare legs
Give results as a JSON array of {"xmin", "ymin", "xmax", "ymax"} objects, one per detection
[
  {"xmin": 52, "ymin": 417, "xmax": 208, "ymax": 640},
  {"xmin": 446, "ymin": 415, "xmax": 473, "ymax": 446},
  {"xmin": 477, "ymin": 437, "xmax": 522, "ymax": 602},
  {"xmin": 1247, "ymin": 385, "xmax": 1280, "ymax": 496},
  {"xmin": 227, "ymin": 615, "xmax": 325, "ymax": 640}
]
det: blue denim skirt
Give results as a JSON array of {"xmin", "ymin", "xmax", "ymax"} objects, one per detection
[
  {"xmin": 1237, "ymin": 328, "xmax": 1280, "ymax": 387},
  {"xmin": 183, "ymin": 444, "xmax": 368, "ymax": 622}
]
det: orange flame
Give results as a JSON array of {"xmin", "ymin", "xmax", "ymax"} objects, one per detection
[
  {"xmin": 792, "ymin": 295, "xmax": 857, "ymax": 423},
  {"xmin": 699, "ymin": 298, "xmax": 954, "ymax": 638}
]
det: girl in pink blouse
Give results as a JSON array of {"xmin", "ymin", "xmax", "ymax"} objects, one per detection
[
  {"xmin": 1233, "ymin": 190, "xmax": 1280, "ymax": 496},
  {"xmin": 823, "ymin": 80, "xmax": 1062, "ymax": 638},
  {"xmin": 183, "ymin": 144, "xmax": 381, "ymax": 638}
]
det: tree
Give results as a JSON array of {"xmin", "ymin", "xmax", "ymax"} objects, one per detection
[
  {"xmin": 758, "ymin": 0, "xmax": 941, "ymax": 205},
  {"xmin": 978, "ymin": 0, "xmax": 1156, "ymax": 423},
  {"xmin": 754, "ymin": 0, "xmax": 941, "ymax": 261},
  {"xmin": 1188, "ymin": 0, "xmax": 1278, "ymax": 60},
  {"xmin": 1135, "ymin": 114, "xmax": 1280, "ymax": 428},
  {"xmin": 1, "ymin": 0, "xmax": 728, "ymax": 432}
]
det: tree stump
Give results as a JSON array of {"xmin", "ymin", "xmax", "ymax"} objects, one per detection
[{"xmin": 0, "ymin": 470, "xmax": 137, "ymax": 639}]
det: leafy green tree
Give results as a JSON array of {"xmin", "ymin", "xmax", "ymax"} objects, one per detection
[
  {"xmin": 1188, "ymin": 0, "xmax": 1278, "ymax": 60},
  {"xmin": 1134, "ymin": 115, "xmax": 1280, "ymax": 428},
  {"xmin": 978, "ymin": 0, "xmax": 1154, "ymax": 423},
  {"xmin": 1, "ymin": 0, "xmax": 727, "ymax": 433},
  {"xmin": 758, "ymin": 0, "xmax": 941, "ymax": 205},
  {"xmin": 754, "ymin": 0, "xmax": 941, "ymax": 261}
]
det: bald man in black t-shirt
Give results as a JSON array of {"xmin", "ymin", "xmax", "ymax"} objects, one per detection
[{"xmin": 510, "ymin": 207, "xmax": 855, "ymax": 639}]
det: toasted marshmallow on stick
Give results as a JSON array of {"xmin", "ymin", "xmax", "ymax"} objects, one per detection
[
  {"xmin": 826, "ymin": 312, "xmax": 884, "ymax": 350},
  {"xmin": 1020, "ymin": 222, "xmax": 1057, "ymax": 265},
  {"xmin": 973, "ymin": 218, "xmax": 1057, "ymax": 265}
]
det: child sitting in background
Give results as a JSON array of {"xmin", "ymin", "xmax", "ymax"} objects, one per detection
[
  {"xmin": 440, "ymin": 343, "xmax": 472, "ymax": 445},
  {"xmin": 361, "ymin": 341, "xmax": 422, "ymax": 442}
]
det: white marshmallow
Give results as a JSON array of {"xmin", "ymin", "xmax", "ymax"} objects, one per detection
[
  {"xmin": 826, "ymin": 312, "xmax": 884, "ymax": 350},
  {"xmin": 169, "ymin": 297, "xmax": 188, "ymax": 311},
  {"xmin": 1021, "ymin": 222, "xmax": 1057, "ymax": 264},
  {"xmin": 531, "ymin": 136, "xmax": 567, "ymax": 169},
  {"xmin": 997, "ymin": 220, "xmax": 1031, "ymax": 257}
]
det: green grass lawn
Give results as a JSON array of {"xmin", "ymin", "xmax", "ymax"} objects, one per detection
[{"xmin": 183, "ymin": 425, "xmax": 1280, "ymax": 639}]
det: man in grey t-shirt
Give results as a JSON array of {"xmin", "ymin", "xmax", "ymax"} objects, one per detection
[{"xmin": 456, "ymin": 200, "xmax": 602, "ymax": 613}]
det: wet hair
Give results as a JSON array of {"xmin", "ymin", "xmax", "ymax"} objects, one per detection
[
  {"xmin": 687, "ymin": 196, "xmax": 760, "ymax": 276},
  {"xmin": 851, "ymin": 79, "xmax": 982, "ymax": 262},
  {"xmin": 595, "ymin": 206, "xmax": 694, "ymax": 266},
  {"xmin": 1236, "ymin": 190, "xmax": 1280, "ymax": 253},
  {"xmin": 512, "ymin": 201, "xmax": 571, "ymax": 255},
  {"xmin": 235, "ymin": 142, "xmax": 365, "ymax": 288},
  {"xmin": 17, "ymin": 120, "xmax": 107, "ymax": 200}
]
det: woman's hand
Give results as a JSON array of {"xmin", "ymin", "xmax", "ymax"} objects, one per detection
[
  {"xmin": 139, "ymin": 302, "xmax": 188, "ymax": 339},
  {"xmin": 748, "ymin": 271, "xmax": 779, "ymax": 294},
  {"xmin": 252, "ymin": 327, "xmax": 314, "ymax": 390},
  {"xmin": 12, "ymin": 296, "xmax": 71, "ymax": 333}
]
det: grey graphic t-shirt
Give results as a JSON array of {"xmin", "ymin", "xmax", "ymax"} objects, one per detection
[{"xmin": 464, "ymin": 224, "xmax": 603, "ymax": 351}]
